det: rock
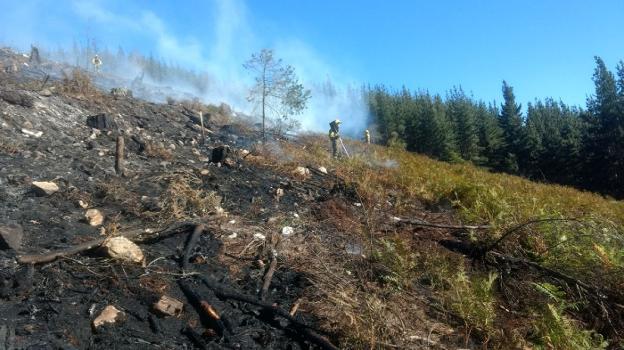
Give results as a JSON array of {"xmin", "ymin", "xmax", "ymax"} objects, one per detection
[
  {"xmin": 211, "ymin": 145, "xmax": 230, "ymax": 163},
  {"xmin": 85, "ymin": 209, "xmax": 104, "ymax": 226},
  {"xmin": 153, "ymin": 295, "xmax": 183, "ymax": 317},
  {"xmin": 223, "ymin": 158, "xmax": 237, "ymax": 167},
  {"xmin": 0, "ymin": 90, "xmax": 34, "ymax": 107},
  {"xmin": 103, "ymin": 236, "xmax": 145, "ymax": 264},
  {"xmin": 93, "ymin": 305, "xmax": 125, "ymax": 328},
  {"xmin": 214, "ymin": 206, "xmax": 226, "ymax": 216},
  {"xmin": 239, "ymin": 149, "xmax": 250, "ymax": 157},
  {"xmin": 86, "ymin": 140, "xmax": 99, "ymax": 150},
  {"xmin": 199, "ymin": 169, "xmax": 210, "ymax": 176},
  {"xmin": 21, "ymin": 128, "xmax": 43, "ymax": 138},
  {"xmin": 0, "ymin": 223, "xmax": 23, "ymax": 250},
  {"xmin": 281, "ymin": 226, "xmax": 294, "ymax": 236},
  {"xmin": 318, "ymin": 166, "xmax": 328, "ymax": 174},
  {"xmin": 192, "ymin": 148, "xmax": 201, "ymax": 156},
  {"xmin": 227, "ymin": 232, "xmax": 237, "ymax": 239},
  {"xmin": 31, "ymin": 181, "xmax": 59, "ymax": 196},
  {"xmin": 110, "ymin": 88, "xmax": 132, "ymax": 98},
  {"xmin": 40, "ymin": 89, "xmax": 52, "ymax": 97},
  {"xmin": 291, "ymin": 166, "xmax": 310, "ymax": 179},
  {"xmin": 275, "ymin": 188, "xmax": 284, "ymax": 201},
  {"xmin": 253, "ymin": 233, "xmax": 266, "ymax": 240},
  {"xmin": 86, "ymin": 113, "xmax": 117, "ymax": 130}
]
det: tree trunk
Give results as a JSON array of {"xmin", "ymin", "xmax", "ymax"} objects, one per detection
[
  {"xmin": 262, "ymin": 65, "xmax": 266, "ymax": 142},
  {"xmin": 115, "ymin": 136, "xmax": 124, "ymax": 176}
]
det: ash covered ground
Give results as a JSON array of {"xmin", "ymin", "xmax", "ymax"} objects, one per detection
[{"xmin": 0, "ymin": 48, "xmax": 346, "ymax": 349}]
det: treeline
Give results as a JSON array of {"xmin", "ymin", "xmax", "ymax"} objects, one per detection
[
  {"xmin": 366, "ymin": 57, "xmax": 624, "ymax": 198},
  {"xmin": 44, "ymin": 43, "xmax": 209, "ymax": 92}
]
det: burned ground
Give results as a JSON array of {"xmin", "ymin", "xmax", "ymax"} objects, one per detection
[{"xmin": 2, "ymin": 48, "xmax": 618, "ymax": 350}]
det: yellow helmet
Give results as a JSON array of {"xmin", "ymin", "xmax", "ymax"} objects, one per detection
[{"xmin": 334, "ymin": 119, "xmax": 341, "ymax": 124}]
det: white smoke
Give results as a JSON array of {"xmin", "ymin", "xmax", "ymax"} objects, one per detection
[{"xmin": 0, "ymin": 0, "xmax": 370, "ymax": 135}]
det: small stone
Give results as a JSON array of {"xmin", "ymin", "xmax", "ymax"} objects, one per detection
[
  {"xmin": 291, "ymin": 166, "xmax": 310, "ymax": 179},
  {"xmin": 275, "ymin": 188, "xmax": 284, "ymax": 199},
  {"xmin": 317, "ymin": 166, "xmax": 328, "ymax": 174},
  {"xmin": 21, "ymin": 128, "xmax": 43, "ymax": 138},
  {"xmin": 239, "ymin": 149, "xmax": 250, "ymax": 157},
  {"xmin": 78, "ymin": 200, "xmax": 89, "ymax": 209},
  {"xmin": 192, "ymin": 148, "xmax": 201, "ymax": 156},
  {"xmin": 93, "ymin": 305, "xmax": 125, "ymax": 328},
  {"xmin": 103, "ymin": 236, "xmax": 145, "ymax": 264},
  {"xmin": 253, "ymin": 233, "xmax": 266, "ymax": 240},
  {"xmin": 153, "ymin": 295, "xmax": 184, "ymax": 317},
  {"xmin": 228, "ymin": 220, "xmax": 236, "ymax": 225},
  {"xmin": 85, "ymin": 209, "xmax": 104, "ymax": 226},
  {"xmin": 223, "ymin": 158, "xmax": 236, "ymax": 167},
  {"xmin": 227, "ymin": 232, "xmax": 237, "ymax": 239},
  {"xmin": 200, "ymin": 169, "xmax": 210, "ymax": 176},
  {"xmin": 31, "ymin": 181, "xmax": 59, "ymax": 196},
  {"xmin": 40, "ymin": 89, "xmax": 52, "ymax": 97},
  {"xmin": 168, "ymin": 143, "xmax": 176, "ymax": 150},
  {"xmin": 293, "ymin": 213, "xmax": 300, "ymax": 219},
  {"xmin": 0, "ymin": 222, "xmax": 23, "ymax": 250},
  {"xmin": 281, "ymin": 226, "xmax": 294, "ymax": 236}
]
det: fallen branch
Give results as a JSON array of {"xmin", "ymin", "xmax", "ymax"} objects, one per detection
[
  {"xmin": 198, "ymin": 274, "xmax": 339, "ymax": 350},
  {"xmin": 181, "ymin": 224, "xmax": 205, "ymax": 270},
  {"xmin": 397, "ymin": 217, "xmax": 490, "ymax": 230},
  {"xmin": 17, "ymin": 221, "xmax": 197, "ymax": 265},
  {"xmin": 480, "ymin": 217, "xmax": 580, "ymax": 256},
  {"xmin": 179, "ymin": 280, "xmax": 226, "ymax": 336},
  {"xmin": 260, "ymin": 249, "xmax": 278, "ymax": 301}
]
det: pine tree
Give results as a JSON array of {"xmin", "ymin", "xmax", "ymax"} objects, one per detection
[
  {"xmin": 447, "ymin": 87, "xmax": 479, "ymax": 161},
  {"xmin": 582, "ymin": 57, "xmax": 624, "ymax": 196},
  {"xmin": 475, "ymin": 102, "xmax": 505, "ymax": 168},
  {"xmin": 498, "ymin": 81, "xmax": 525, "ymax": 173}
]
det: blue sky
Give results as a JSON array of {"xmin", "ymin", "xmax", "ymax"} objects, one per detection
[{"xmin": 2, "ymin": 0, "xmax": 624, "ymax": 111}]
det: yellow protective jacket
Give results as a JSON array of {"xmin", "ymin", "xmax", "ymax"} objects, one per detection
[{"xmin": 329, "ymin": 130, "xmax": 340, "ymax": 140}]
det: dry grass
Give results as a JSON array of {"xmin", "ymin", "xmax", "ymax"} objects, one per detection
[
  {"xmin": 143, "ymin": 142, "xmax": 174, "ymax": 160},
  {"xmin": 252, "ymin": 133, "xmax": 624, "ymax": 348},
  {"xmin": 158, "ymin": 172, "xmax": 222, "ymax": 223},
  {"xmin": 0, "ymin": 140, "xmax": 20, "ymax": 155},
  {"xmin": 60, "ymin": 69, "xmax": 99, "ymax": 98}
]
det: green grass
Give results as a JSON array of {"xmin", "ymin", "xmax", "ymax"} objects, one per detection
[{"xmin": 265, "ymin": 134, "xmax": 624, "ymax": 347}]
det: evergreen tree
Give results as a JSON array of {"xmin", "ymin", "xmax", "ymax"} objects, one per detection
[
  {"xmin": 582, "ymin": 57, "xmax": 624, "ymax": 196},
  {"xmin": 498, "ymin": 81, "xmax": 525, "ymax": 173},
  {"xmin": 474, "ymin": 102, "xmax": 505, "ymax": 168},
  {"xmin": 447, "ymin": 87, "xmax": 479, "ymax": 161}
]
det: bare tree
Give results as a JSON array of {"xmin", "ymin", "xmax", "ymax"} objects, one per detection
[{"xmin": 244, "ymin": 49, "xmax": 311, "ymax": 140}]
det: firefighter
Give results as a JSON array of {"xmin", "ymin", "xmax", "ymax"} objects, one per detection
[
  {"xmin": 328, "ymin": 119, "xmax": 341, "ymax": 158},
  {"xmin": 91, "ymin": 54, "xmax": 102, "ymax": 73},
  {"xmin": 364, "ymin": 129, "xmax": 371, "ymax": 144}
]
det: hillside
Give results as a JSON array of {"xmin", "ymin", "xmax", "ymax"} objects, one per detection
[{"xmin": 1, "ymin": 48, "xmax": 623, "ymax": 349}]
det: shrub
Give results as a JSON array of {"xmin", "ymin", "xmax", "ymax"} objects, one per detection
[
  {"xmin": 531, "ymin": 283, "xmax": 608, "ymax": 350},
  {"xmin": 448, "ymin": 269, "xmax": 498, "ymax": 334}
]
